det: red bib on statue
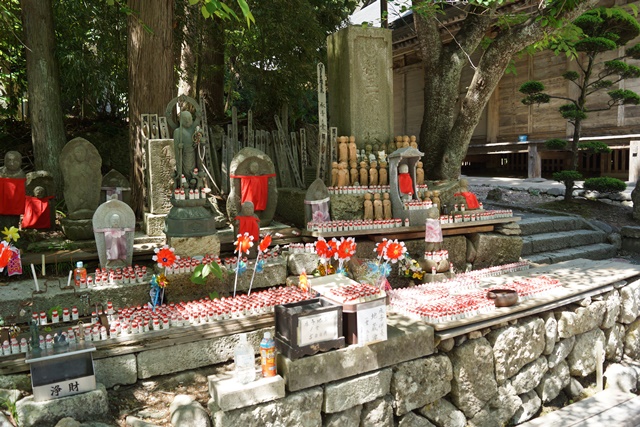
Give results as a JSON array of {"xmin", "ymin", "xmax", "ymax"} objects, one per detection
[
  {"xmin": 398, "ymin": 173, "xmax": 413, "ymax": 195},
  {"xmin": 236, "ymin": 215, "xmax": 260, "ymax": 242},
  {"xmin": 454, "ymin": 192, "xmax": 480, "ymax": 210},
  {"xmin": 23, "ymin": 196, "xmax": 54, "ymax": 229},
  {"xmin": 0, "ymin": 178, "xmax": 26, "ymax": 215},
  {"xmin": 230, "ymin": 174, "xmax": 275, "ymax": 211}
]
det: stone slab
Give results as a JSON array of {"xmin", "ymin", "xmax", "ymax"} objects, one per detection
[
  {"xmin": 145, "ymin": 138, "xmax": 175, "ymax": 214},
  {"xmin": 275, "ymin": 188, "xmax": 306, "ymax": 228},
  {"xmin": 137, "ymin": 328, "xmax": 270, "ymax": 379},
  {"xmin": 144, "ymin": 213, "xmax": 167, "ymax": 237},
  {"xmin": 277, "ymin": 313, "xmax": 434, "ymax": 392},
  {"xmin": 208, "ymin": 373, "xmax": 285, "ymax": 411},
  {"xmin": 15, "ymin": 383, "xmax": 109, "ymax": 427},
  {"xmin": 167, "ymin": 234, "xmax": 220, "ymax": 258},
  {"xmin": 94, "ymin": 354, "xmax": 137, "ymax": 389},
  {"xmin": 323, "ymin": 368, "xmax": 392, "ymax": 413}
]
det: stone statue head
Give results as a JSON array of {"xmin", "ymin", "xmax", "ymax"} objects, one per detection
[
  {"xmin": 179, "ymin": 111, "xmax": 193, "ymax": 128},
  {"xmin": 73, "ymin": 145, "xmax": 86, "ymax": 162},
  {"xmin": 4, "ymin": 151, "xmax": 22, "ymax": 173},
  {"xmin": 34, "ymin": 186, "xmax": 46, "ymax": 198},
  {"xmin": 417, "ymin": 161, "xmax": 423, "ymax": 168},
  {"xmin": 370, "ymin": 161, "xmax": 377, "ymax": 168},
  {"xmin": 364, "ymin": 193, "xmax": 372, "ymax": 201},
  {"xmin": 374, "ymin": 193, "xmax": 381, "ymax": 200},
  {"xmin": 249, "ymin": 161, "xmax": 259, "ymax": 174},
  {"xmin": 460, "ymin": 178, "xmax": 469, "ymax": 191},
  {"xmin": 383, "ymin": 192, "xmax": 389, "ymax": 200},
  {"xmin": 240, "ymin": 201, "xmax": 255, "ymax": 216},
  {"xmin": 332, "ymin": 161, "xmax": 338, "ymax": 168},
  {"xmin": 399, "ymin": 164, "xmax": 409, "ymax": 174},
  {"xmin": 110, "ymin": 213, "xmax": 121, "ymax": 228}
]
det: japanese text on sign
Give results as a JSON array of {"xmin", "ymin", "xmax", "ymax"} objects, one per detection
[
  {"xmin": 357, "ymin": 304, "xmax": 387, "ymax": 346},
  {"xmin": 297, "ymin": 312, "xmax": 338, "ymax": 346}
]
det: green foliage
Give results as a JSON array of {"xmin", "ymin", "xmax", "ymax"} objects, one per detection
[
  {"xmin": 574, "ymin": 37, "xmax": 617, "ymax": 53},
  {"xmin": 584, "ymin": 177, "xmax": 626, "ymax": 193},
  {"xmin": 604, "ymin": 60, "xmax": 629, "ymax": 74},
  {"xmin": 519, "ymin": 81, "xmax": 545, "ymax": 94},
  {"xmin": 522, "ymin": 93, "xmax": 551, "ymax": 105},
  {"xmin": 559, "ymin": 103, "xmax": 586, "ymax": 120},
  {"xmin": 553, "ymin": 170, "xmax": 583, "ymax": 183},
  {"xmin": 0, "ymin": 0, "xmax": 26, "ymax": 119},
  {"xmin": 545, "ymin": 138, "xmax": 568, "ymax": 150},
  {"xmin": 608, "ymin": 89, "xmax": 640, "ymax": 105},
  {"xmin": 562, "ymin": 71, "xmax": 579, "ymax": 81},
  {"xmin": 574, "ymin": 7, "xmax": 640, "ymax": 47},
  {"xmin": 191, "ymin": 262, "xmax": 223, "ymax": 285},
  {"xmin": 578, "ymin": 141, "xmax": 611, "ymax": 154},
  {"xmin": 627, "ymin": 43, "xmax": 640, "ymax": 59}
]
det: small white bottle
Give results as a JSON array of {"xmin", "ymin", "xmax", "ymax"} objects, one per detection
[{"xmin": 234, "ymin": 333, "xmax": 256, "ymax": 384}]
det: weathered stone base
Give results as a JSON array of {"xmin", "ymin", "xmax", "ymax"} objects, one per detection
[
  {"xmin": 144, "ymin": 212, "xmax": 166, "ymax": 237},
  {"xmin": 15, "ymin": 383, "xmax": 109, "ymax": 427},
  {"xmin": 60, "ymin": 218, "xmax": 94, "ymax": 241},
  {"xmin": 168, "ymin": 234, "xmax": 220, "ymax": 257},
  {"xmin": 209, "ymin": 373, "xmax": 285, "ymax": 411}
]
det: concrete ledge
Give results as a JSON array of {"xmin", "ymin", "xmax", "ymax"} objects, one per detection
[
  {"xmin": 15, "ymin": 383, "xmax": 109, "ymax": 427},
  {"xmin": 209, "ymin": 372, "xmax": 285, "ymax": 411},
  {"xmin": 277, "ymin": 313, "xmax": 434, "ymax": 392},
  {"xmin": 94, "ymin": 354, "xmax": 137, "ymax": 389}
]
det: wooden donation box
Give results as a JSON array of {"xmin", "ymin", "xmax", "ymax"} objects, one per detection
[
  {"xmin": 25, "ymin": 343, "xmax": 97, "ymax": 402},
  {"xmin": 310, "ymin": 275, "xmax": 387, "ymax": 346},
  {"xmin": 275, "ymin": 298, "xmax": 345, "ymax": 360}
]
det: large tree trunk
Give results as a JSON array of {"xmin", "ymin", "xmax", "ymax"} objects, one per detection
[
  {"xmin": 177, "ymin": 3, "xmax": 199, "ymax": 98},
  {"xmin": 201, "ymin": 20, "xmax": 226, "ymax": 122},
  {"xmin": 127, "ymin": 0, "xmax": 174, "ymax": 217},
  {"xmin": 21, "ymin": 0, "xmax": 67, "ymax": 197}
]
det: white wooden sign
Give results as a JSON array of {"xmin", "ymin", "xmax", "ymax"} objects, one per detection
[
  {"xmin": 297, "ymin": 311, "xmax": 339, "ymax": 347},
  {"xmin": 356, "ymin": 304, "xmax": 387, "ymax": 346}
]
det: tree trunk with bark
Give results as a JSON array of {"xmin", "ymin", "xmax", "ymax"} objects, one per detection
[
  {"xmin": 127, "ymin": 0, "xmax": 174, "ymax": 217},
  {"xmin": 413, "ymin": 0, "xmax": 599, "ymax": 181},
  {"xmin": 200, "ymin": 20, "xmax": 226, "ymax": 122},
  {"xmin": 21, "ymin": 0, "xmax": 67, "ymax": 197}
]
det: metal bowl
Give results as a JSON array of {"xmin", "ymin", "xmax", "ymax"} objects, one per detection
[{"xmin": 487, "ymin": 289, "xmax": 519, "ymax": 307}]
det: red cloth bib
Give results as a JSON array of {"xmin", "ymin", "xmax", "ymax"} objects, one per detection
[
  {"xmin": 23, "ymin": 196, "xmax": 54, "ymax": 229},
  {"xmin": 230, "ymin": 174, "xmax": 275, "ymax": 211},
  {"xmin": 454, "ymin": 192, "xmax": 480, "ymax": 210},
  {"xmin": 236, "ymin": 215, "xmax": 260, "ymax": 242},
  {"xmin": 398, "ymin": 173, "xmax": 413, "ymax": 195},
  {"xmin": 0, "ymin": 178, "xmax": 26, "ymax": 215}
]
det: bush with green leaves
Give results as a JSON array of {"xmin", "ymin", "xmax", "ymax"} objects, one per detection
[
  {"xmin": 584, "ymin": 177, "xmax": 626, "ymax": 193},
  {"xmin": 545, "ymin": 138, "xmax": 568, "ymax": 150},
  {"xmin": 578, "ymin": 141, "xmax": 611, "ymax": 154},
  {"xmin": 552, "ymin": 170, "xmax": 583, "ymax": 183}
]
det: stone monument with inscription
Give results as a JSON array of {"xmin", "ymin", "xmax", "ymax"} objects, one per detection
[
  {"xmin": 100, "ymin": 169, "xmax": 132, "ymax": 208},
  {"xmin": 59, "ymin": 138, "xmax": 102, "ymax": 240},
  {"xmin": 144, "ymin": 136, "xmax": 175, "ymax": 236},
  {"xmin": 327, "ymin": 26, "xmax": 393, "ymax": 148}
]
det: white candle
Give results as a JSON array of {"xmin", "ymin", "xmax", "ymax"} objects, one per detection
[
  {"xmin": 67, "ymin": 270, "xmax": 72, "ymax": 288},
  {"xmin": 30, "ymin": 264, "xmax": 40, "ymax": 292},
  {"xmin": 42, "ymin": 254, "xmax": 46, "ymax": 276}
]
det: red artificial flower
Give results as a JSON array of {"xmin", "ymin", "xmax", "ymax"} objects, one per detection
[
  {"xmin": 235, "ymin": 232, "xmax": 254, "ymax": 255},
  {"xmin": 0, "ymin": 241, "xmax": 11, "ymax": 271},
  {"xmin": 315, "ymin": 237, "xmax": 335, "ymax": 261},
  {"xmin": 374, "ymin": 238, "xmax": 389, "ymax": 258},
  {"xmin": 258, "ymin": 234, "xmax": 272, "ymax": 253},
  {"xmin": 334, "ymin": 237, "xmax": 357, "ymax": 261},
  {"xmin": 153, "ymin": 245, "xmax": 177, "ymax": 268},
  {"xmin": 383, "ymin": 239, "xmax": 406, "ymax": 263}
]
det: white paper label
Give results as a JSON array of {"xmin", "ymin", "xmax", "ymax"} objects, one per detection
[
  {"xmin": 297, "ymin": 312, "xmax": 338, "ymax": 347},
  {"xmin": 356, "ymin": 304, "xmax": 387, "ymax": 346}
]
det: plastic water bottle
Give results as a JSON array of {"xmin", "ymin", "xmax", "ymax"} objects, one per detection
[
  {"xmin": 234, "ymin": 333, "xmax": 256, "ymax": 384},
  {"xmin": 260, "ymin": 332, "xmax": 276, "ymax": 378}
]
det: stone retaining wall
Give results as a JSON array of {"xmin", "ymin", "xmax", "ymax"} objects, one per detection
[{"xmin": 209, "ymin": 278, "xmax": 640, "ymax": 427}]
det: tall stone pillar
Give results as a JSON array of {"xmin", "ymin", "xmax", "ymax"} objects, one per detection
[{"xmin": 327, "ymin": 26, "xmax": 393, "ymax": 148}]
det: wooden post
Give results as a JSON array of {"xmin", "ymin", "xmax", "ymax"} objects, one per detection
[
  {"xmin": 300, "ymin": 129, "xmax": 308, "ymax": 168},
  {"xmin": 317, "ymin": 63, "xmax": 328, "ymax": 180},
  {"xmin": 248, "ymin": 110, "xmax": 254, "ymax": 148},
  {"xmin": 528, "ymin": 144, "xmax": 541, "ymax": 179}
]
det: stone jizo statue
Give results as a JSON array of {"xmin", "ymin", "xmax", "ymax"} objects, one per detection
[
  {"xmin": 363, "ymin": 193, "xmax": 373, "ymax": 220},
  {"xmin": 0, "ymin": 151, "xmax": 25, "ymax": 178},
  {"xmin": 93, "ymin": 198, "xmax": 135, "ymax": 269},
  {"xmin": 373, "ymin": 193, "xmax": 383, "ymax": 221}
]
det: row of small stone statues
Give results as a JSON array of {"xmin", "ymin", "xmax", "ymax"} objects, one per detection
[
  {"xmin": 337, "ymin": 135, "xmax": 419, "ymax": 165},
  {"xmin": 331, "ymin": 159, "xmax": 425, "ymax": 188}
]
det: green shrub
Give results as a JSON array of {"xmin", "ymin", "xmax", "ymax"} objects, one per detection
[
  {"xmin": 552, "ymin": 170, "xmax": 583, "ymax": 183},
  {"xmin": 578, "ymin": 141, "xmax": 611, "ymax": 154},
  {"xmin": 545, "ymin": 138, "xmax": 568, "ymax": 150},
  {"xmin": 519, "ymin": 81, "xmax": 545, "ymax": 94},
  {"xmin": 584, "ymin": 177, "xmax": 626, "ymax": 193}
]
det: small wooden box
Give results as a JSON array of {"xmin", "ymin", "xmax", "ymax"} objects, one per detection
[{"xmin": 275, "ymin": 298, "xmax": 345, "ymax": 360}]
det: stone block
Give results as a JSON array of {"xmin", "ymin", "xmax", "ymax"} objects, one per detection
[
  {"xmin": 604, "ymin": 363, "xmax": 638, "ymax": 393},
  {"xmin": 605, "ymin": 324, "xmax": 625, "ymax": 362},
  {"xmin": 418, "ymin": 398, "xmax": 465, "ymax": 427},
  {"xmin": 542, "ymin": 313, "xmax": 557, "ymax": 356},
  {"xmin": 567, "ymin": 328, "xmax": 605, "ymax": 377},
  {"xmin": 391, "ymin": 355, "xmax": 452, "ymax": 416},
  {"xmin": 323, "ymin": 368, "xmax": 391, "ymax": 413},
  {"xmin": 398, "ymin": 413, "xmax": 435, "ymax": 427},
  {"xmin": 535, "ymin": 360, "xmax": 570, "ymax": 403},
  {"xmin": 624, "ymin": 318, "xmax": 640, "ymax": 360},
  {"xmin": 564, "ymin": 377, "xmax": 584, "ymax": 399},
  {"xmin": 169, "ymin": 394, "xmax": 211, "ymax": 427},
  {"xmin": 137, "ymin": 328, "xmax": 268, "ymax": 379},
  {"xmin": 125, "ymin": 416, "xmax": 161, "ymax": 427},
  {"xmin": 467, "ymin": 384, "xmax": 521, "ymax": 427},
  {"xmin": 167, "ymin": 234, "xmax": 220, "ymax": 258},
  {"xmin": 442, "ymin": 236, "xmax": 466, "ymax": 273},
  {"xmin": 486, "ymin": 318, "xmax": 545, "ymax": 384},
  {"xmin": 16, "ymin": 383, "xmax": 109, "ymax": 427},
  {"xmin": 510, "ymin": 390, "xmax": 541, "ymax": 425},
  {"xmin": 556, "ymin": 301, "xmax": 606, "ymax": 338},
  {"xmin": 0, "ymin": 389, "xmax": 20, "ymax": 406},
  {"xmin": 360, "ymin": 396, "xmax": 394, "ymax": 427},
  {"xmin": 327, "ymin": 26, "xmax": 393, "ymax": 148},
  {"xmin": 509, "ymin": 356, "xmax": 548, "ymax": 395},
  {"xmin": 0, "ymin": 374, "xmax": 31, "ymax": 392},
  {"xmin": 275, "ymin": 188, "xmax": 306, "ymax": 228},
  {"xmin": 322, "ymin": 405, "xmax": 362, "ymax": 427},
  {"xmin": 449, "ymin": 337, "xmax": 498, "ymax": 418},
  {"xmin": 208, "ymin": 373, "xmax": 284, "ymax": 412},
  {"xmin": 287, "ymin": 253, "xmax": 320, "ymax": 276},
  {"xmin": 94, "ymin": 354, "xmax": 137, "ymax": 389},
  {"xmin": 602, "ymin": 290, "xmax": 622, "ymax": 329},
  {"xmin": 330, "ymin": 194, "xmax": 364, "ymax": 221},
  {"xmin": 618, "ymin": 281, "xmax": 640, "ymax": 324},
  {"xmin": 145, "ymin": 138, "xmax": 175, "ymax": 214},
  {"xmin": 213, "ymin": 387, "xmax": 322, "ymax": 427},
  {"xmin": 547, "ymin": 336, "xmax": 575, "ymax": 369},
  {"xmin": 621, "ymin": 226, "xmax": 640, "ymax": 239},
  {"xmin": 468, "ymin": 233, "xmax": 522, "ymax": 270},
  {"xmin": 278, "ymin": 314, "xmax": 434, "ymax": 392},
  {"xmin": 144, "ymin": 213, "xmax": 166, "ymax": 237}
]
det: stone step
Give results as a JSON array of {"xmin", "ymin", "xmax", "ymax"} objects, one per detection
[
  {"xmin": 523, "ymin": 243, "xmax": 617, "ymax": 265},
  {"xmin": 521, "ymin": 230, "xmax": 607, "ymax": 255},
  {"xmin": 518, "ymin": 216, "xmax": 585, "ymax": 236}
]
